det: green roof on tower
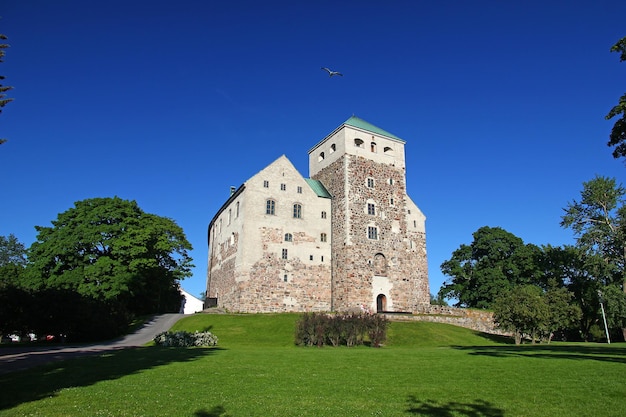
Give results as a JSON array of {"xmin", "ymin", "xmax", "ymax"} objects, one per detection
[{"xmin": 343, "ymin": 115, "xmax": 403, "ymax": 141}]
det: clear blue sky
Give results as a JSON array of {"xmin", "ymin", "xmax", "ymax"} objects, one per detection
[{"xmin": 1, "ymin": 1, "xmax": 625, "ymax": 301}]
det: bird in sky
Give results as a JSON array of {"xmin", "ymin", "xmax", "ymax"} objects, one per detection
[{"xmin": 321, "ymin": 67, "xmax": 343, "ymax": 77}]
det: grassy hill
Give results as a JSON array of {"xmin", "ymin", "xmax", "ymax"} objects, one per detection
[{"xmin": 1, "ymin": 313, "xmax": 624, "ymax": 417}]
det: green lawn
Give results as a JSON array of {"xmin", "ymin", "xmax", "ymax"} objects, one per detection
[{"xmin": 1, "ymin": 314, "xmax": 624, "ymax": 416}]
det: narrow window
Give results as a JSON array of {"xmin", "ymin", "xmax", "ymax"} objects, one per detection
[
  {"xmin": 282, "ymin": 249, "xmax": 288, "ymax": 259},
  {"xmin": 408, "ymin": 209, "xmax": 411, "ymax": 214},
  {"xmin": 228, "ymin": 208, "xmax": 232, "ymax": 225},
  {"xmin": 320, "ymin": 233, "xmax": 327, "ymax": 242},
  {"xmin": 389, "ymin": 178, "xmax": 394, "ymax": 185},
  {"xmin": 283, "ymin": 274, "xmax": 288, "ymax": 282},
  {"xmin": 321, "ymin": 211, "xmax": 327, "ymax": 219},
  {"xmin": 321, "ymin": 256, "xmax": 324, "ymax": 262},
  {"xmin": 367, "ymin": 203, "xmax": 376, "ymax": 216},
  {"xmin": 368, "ymin": 226, "xmax": 378, "ymax": 240},
  {"xmin": 297, "ymin": 186, "xmax": 302, "ymax": 194},
  {"xmin": 263, "ymin": 180, "xmax": 269, "ymax": 188},
  {"xmin": 413, "ymin": 220, "xmax": 417, "ymax": 228},
  {"xmin": 390, "ymin": 197, "xmax": 394, "ymax": 206},
  {"xmin": 266, "ymin": 199, "xmax": 275, "ymax": 215},
  {"xmin": 355, "ymin": 138, "xmax": 364, "ymax": 148},
  {"xmin": 281, "ymin": 183, "xmax": 286, "ymax": 191},
  {"xmin": 371, "ymin": 142, "xmax": 377, "ymax": 152},
  {"xmin": 318, "ymin": 152, "xmax": 325, "ymax": 162},
  {"xmin": 285, "ymin": 233, "xmax": 293, "ymax": 242},
  {"xmin": 330, "ymin": 144, "xmax": 336, "ymax": 153},
  {"xmin": 310, "ymin": 255, "xmax": 314, "ymax": 261},
  {"xmin": 367, "ymin": 178, "xmax": 375, "ymax": 188},
  {"xmin": 236, "ymin": 201, "xmax": 240, "ymax": 217},
  {"xmin": 293, "ymin": 203, "xmax": 302, "ymax": 219}
]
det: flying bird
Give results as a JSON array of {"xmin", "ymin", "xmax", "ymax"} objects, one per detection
[{"xmin": 321, "ymin": 67, "xmax": 343, "ymax": 77}]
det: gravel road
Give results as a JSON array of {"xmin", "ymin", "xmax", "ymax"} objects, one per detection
[{"xmin": 0, "ymin": 313, "xmax": 185, "ymax": 375}]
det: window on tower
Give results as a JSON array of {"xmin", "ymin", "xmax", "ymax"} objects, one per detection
[
  {"xmin": 293, "ymin": 203, "xmax": 302, "ymax": 219},
  {"xmin": 355, "ymin": 138, "xmax": 364, "ymax": 148},
  {"xmin": 368, "ymin": 203, "xmax": 376, "ymax": 215},
  {"xmin": 367, "ymin": 178, "xmax": 375, "ymax": 188},
  {"xmin": 371, "ymin": 142, "xmax": 377, "ymax": 152},
  {"xmin": 367, "ymin": 226, "xmax": 379, "ymax": 240}
]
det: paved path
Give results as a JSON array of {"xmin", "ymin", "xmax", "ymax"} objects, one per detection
[{"xmin": 0, "ymin": 313, "xmax": 185, "ymax": 375}]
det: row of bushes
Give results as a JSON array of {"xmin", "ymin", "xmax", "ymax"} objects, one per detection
[
  {"xmin": 153, "ymin": 330, "xmax": 219, "ymax": 347},
  {"xmin": 295, "ymin": 312, "xmax": 389, "ymax": 347}
]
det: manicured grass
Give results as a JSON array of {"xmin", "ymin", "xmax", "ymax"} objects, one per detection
[{"xmin": 1, "ymin": 314, "xmax": 624, "ymax": 416}]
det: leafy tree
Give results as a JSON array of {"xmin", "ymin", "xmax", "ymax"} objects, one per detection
[
  {"xmin": 542, "ymin": 285, "xmax": 582, "ymax": 342},
  {"xmin": 606, "ymin": 36, "xmax": 626, "ymax": 160},
  {"xmin": 0, "ymin": 32, "xmax": 13, "ymax": 145},
  {"xmin": 0, "ymin": 234, "xmax": 27, "ymax": 287},
  {"xmin": 599, "ymin": 284, "xmax": 626, "ymax": 333},
  {"xmin": 439, "ymin": 226, "xmax": 541, "ymax": 308},
  {"xmin": 493, "ymin": 285, "xmax": 549, "ymax": 345},
  {"xmin": 26, "ymin": 197, "xmax": 194, "ymax": 316},
  {"xmin": 561, "ymin": 176, "xmax": 626, "ymax": 339}
]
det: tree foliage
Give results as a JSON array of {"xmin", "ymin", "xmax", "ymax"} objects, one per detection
[
  {"xmin": 607, "ymin": 36, "xmax": 626, "ymax": 160},
  {"xmin": 0, "ymin": 234, "xmax": 27, "ymax": 287},
  {"xmin": 439, "ymin": 226, "xmax": 541, "ymax": 309},
  {"xmin": 25, "ymin": 197, "xmax": 194, "ymax": 316},
  {"xmin": 0, "ymin": 32, "xmax": 13, "ymax": 145}
]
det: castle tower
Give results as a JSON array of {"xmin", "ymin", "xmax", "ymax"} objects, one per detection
[{"xmin": 308, "ymin": 116, "xmax": 429, "ymax": 313}]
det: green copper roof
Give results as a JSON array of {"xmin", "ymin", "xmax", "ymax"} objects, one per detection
[
  {"xmin": 305, "ymin": 178, "xmax": 332, "ymax": 199},
  {"xmin": 343, "ymin": 116, "xmax": 403, "ymax": 141}
]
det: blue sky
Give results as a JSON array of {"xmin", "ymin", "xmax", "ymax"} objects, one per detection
[{"xmin": 1, "ymin": 0, "xmax": 625, "ymax": 301}]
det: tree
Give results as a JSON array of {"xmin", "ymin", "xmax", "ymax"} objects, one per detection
[
  {"xmin": 0, "ymin": 32, "xmax": 13, "ymax": 145},
  {"xmin": 0, "ymin": 234, "xmax": 27, "ymax": 287},
  {"xmin": 561, "ymin": 176, "xmax": 626, "ymax": 339},
  {"xmin": 493, "ymin": 285, "xmax": 549, "ymax": 345},
  {"xmin": 607, "ymin": 36, "xmax": 626, "ymax": 160},
  {"xmin": 26, "ymin": 197, "xmax": 194, "ymax": 316},
  {"xmin": 439, "ymin": 226, "xmax": 541, "ymax": 308}
]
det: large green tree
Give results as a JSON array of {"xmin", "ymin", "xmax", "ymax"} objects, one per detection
[
  {"xmin": 0, "ymin": 32, "xmax": 13, "ymax": 145},
  {"xmin": 439, "ymin": 226, "xmax": 541, "ymax": 309},
  {"xmin": 26, "ymin": 197, "xmax": 194, "ymax": 316},
  {"xmin": 607, "ymin": 36, "xmax": 626, "ymax": 160},
  {"xmin": 0, "ymin": 234, "xmax": 27, "ymax": 287},
  {"xmin": 561, "ymin": 176, "xmax": 626, "ymax": 339}
]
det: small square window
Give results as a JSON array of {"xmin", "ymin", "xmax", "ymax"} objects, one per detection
[
  {"xmin": 367, "ymin": 178, "xmax": 375, "ymax": 188},
  {"xmin": 320, "ymin": 233, "xmax": 327, "ymax": 242},
  {"xmin": 263, "ymin": 180, "xmax": 269, "ymax": 188},
  {"xmin": 297, "ymin": 186, "xmax": 302, "ymax": 194},
  {"xmin": 368, "ymin": 203, "xmax": 376, "ymax": 216},
  {"xmin": 281, "ymin": 183, "xmax": 286, "ymax": 191},
  {"xmin": 321, "ymin": 211, "xmax": 327, "ymax": 219}
]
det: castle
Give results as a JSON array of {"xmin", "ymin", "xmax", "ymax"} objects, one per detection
[{"xmin": 206, "ymin": 116, "xmax": 429, "ymax": 313}]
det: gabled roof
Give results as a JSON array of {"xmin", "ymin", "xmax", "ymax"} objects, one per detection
[
  {"xmin": 305, "ymin": 178, "xmax": 332, "ymax": 198},
  {"xmin": 343, "ymin": 115, "xmax": 403, "ymax": 141}
]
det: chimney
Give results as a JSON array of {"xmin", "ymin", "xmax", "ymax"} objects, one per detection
[{"xmin": 230, "ymin": 186, "xmax": 236, "ymax": 196}]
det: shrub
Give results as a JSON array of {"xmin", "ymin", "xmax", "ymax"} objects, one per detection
[
  {"xmin": 295, "ymin": 312, "xmax": 389, "ymax": 348},
  {"xmin": 153, "ymin": 330, "xmax": 218, "ymax": 347}
]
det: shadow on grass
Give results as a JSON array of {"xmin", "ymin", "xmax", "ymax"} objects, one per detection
[
  {"xmin": 453, "ymin": 344, "xmax": 626, "ymax": 364},
  {"xmin": 194, "ymin": 405, "xmax": 230, "ymax": 417},
  {"xmin": 0, "ymin": 346, "xmax": 221, "ymax": 411},
  {"xmin": 406, "ymin": 395, "xmax": 504, "ymax": 416}
]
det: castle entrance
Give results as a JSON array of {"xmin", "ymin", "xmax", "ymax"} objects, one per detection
[{"xmin": 376, "ymin": 294, "xmax": 387, "ymax": 313}]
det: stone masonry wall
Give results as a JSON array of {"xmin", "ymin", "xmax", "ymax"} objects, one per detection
[{"xmin": 314, "ymin": 154, "xmax": 429, "ymax": 312}]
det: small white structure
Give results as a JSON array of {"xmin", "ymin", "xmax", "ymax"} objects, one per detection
[{"xmin": 180, "ymin": 288, "xmax": 205, "ymax": 314}]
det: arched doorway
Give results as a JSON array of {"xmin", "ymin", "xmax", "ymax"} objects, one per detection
[{"xmin": 376, "ymin": 294, "xmax": 387, "ymax": 313}]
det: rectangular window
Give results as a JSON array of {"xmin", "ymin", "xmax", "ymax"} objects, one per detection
[
  {"xmin": 263, "ymin": 180, "xmax": 269, "ymax": 188},
  {"xmin": 293, "ymin": 204, "xmax": 302, "ymax": 219},
  {"xmin": 321, "ymin": 211, "xmax": 327, "ymax": 219},
  {"xmin": 321, "ymin": 256, "xmax": 324, "ymax": 262},
  {"xmin": 367, "ymin": 203, "xmax": 375, "ymax": 215},
  {"xmin": 297, "ymin": 186, "xmax": 302, "ymax": 194},
  {"xmin": 320, "ymin": 233, "xmax": 327, "ymax": 242},
  {"xmin": 367, "ymin": 226, "xmax": 378, "ymax": 240},
  {"xmin": 283, "ymin": 274, "xmax": 288, "ymax": 282},
  {"xmin": 266, "ymin": 200, "xmax": 275, "ymax": 215},
  {"xmin": 236, "ymin": 201, "xmax": 240, "ymax": 217},
  {"xmin": 282, "ymin": 249, "xmax": 288, "ymax": 259},
  {"xmin": 281, "ymin": 183, "xmax": 286, "ymax": 191},
  {"xmin": 367, "ymin": 178, "xmax": 374, "ymax": 188},
  {"xmin": 309, "ymin": 255, "xmax": 313, "ymax": 261}
]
